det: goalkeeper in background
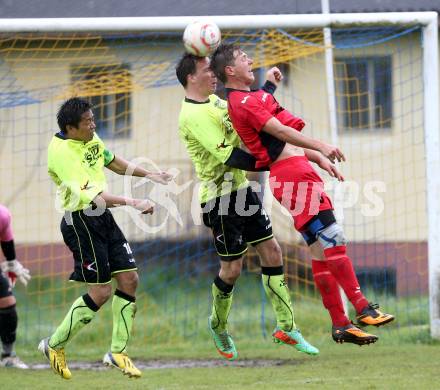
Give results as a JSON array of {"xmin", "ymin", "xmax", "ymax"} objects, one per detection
[
  {"xmin": 0, "ymin": 204, "xmax": 30, "ymax": 369},
  {"xmin": 40, "ymin": 97, "xmax": 172, "ymax": 380},
  {"xmin": 176, "ymin": 53, "xmax": 319, "ymax": 359}
]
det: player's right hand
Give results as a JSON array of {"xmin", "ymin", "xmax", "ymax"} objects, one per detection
[
  {"xmin": 319, "ymin": 143, "xmax": 345, "ymax": 163},
  {"xmin": 133, "ymin": 199, "xmax": 154, "ymax": 215},
  {"xmin": 0, "ymin": 259, "xmax": 31, "ymax": 287}
]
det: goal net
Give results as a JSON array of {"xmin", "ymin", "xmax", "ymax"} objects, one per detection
[{"xmin": 0, "ymin": 14, "xmax": 438, "ymax": 350}]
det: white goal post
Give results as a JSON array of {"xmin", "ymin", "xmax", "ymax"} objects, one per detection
[{"xmin": 0, "ymin": 12, "xmax": 439, "ymax": 338}]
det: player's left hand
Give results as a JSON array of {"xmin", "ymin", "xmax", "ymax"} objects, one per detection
[
  {"xmin": 134, "ymin": 199, "xmax": 155, "ymax": 215},
  {"xmin": 318, "ymin": 159, "xmax": 345, "ymax": 181},
  {"xmin": 0, "ymin": 259, "xmax": 31, "ymax": 287},
  {"xmin": 265, "ymin": 67, "xmax": 283, "ymax": 86},
  {"xmin": 147, "ymin": 171, "xmax": 174, "ymax": 185}
]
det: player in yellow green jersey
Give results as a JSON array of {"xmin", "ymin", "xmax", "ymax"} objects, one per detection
[
  {"xmin": 176, "ymin": 53, "xmax": 319, "ymax": 360},
  {"xmin": 39, "ymin": 97, "xmax": 172, "ymax": 379}
]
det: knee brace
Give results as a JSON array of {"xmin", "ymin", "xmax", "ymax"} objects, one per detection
[
  {"xmin": 316, "ymin": 223, "xmax": 347, "ymax": 249},
  {"xmin": 301, "ymin": 210, "xmax": 337, "ymax": 246}
]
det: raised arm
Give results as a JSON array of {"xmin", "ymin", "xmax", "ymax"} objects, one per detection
[{"xmin": 264, "ymin": 67, "xmax": 283, "ymax": 87}]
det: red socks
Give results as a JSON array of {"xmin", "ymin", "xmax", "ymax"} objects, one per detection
[
  {"xmin": 312, "ymin": 260, "xmax": 349, "ymax": 327},
  {"xmin": 324, "ymin": 246, "xmax": 369, "ymax": 314}
]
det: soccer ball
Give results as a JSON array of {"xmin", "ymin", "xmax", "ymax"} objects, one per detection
[{"xmin": 183, "ymin": 20, "xmax": 221, "ymax": 57}]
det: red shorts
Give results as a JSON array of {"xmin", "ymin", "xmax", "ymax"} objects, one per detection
[{"xmin": 269, "ymin": 156, "xmax": 333, "ymax": 231}]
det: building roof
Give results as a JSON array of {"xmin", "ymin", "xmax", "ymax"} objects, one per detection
[{"xmin": 0, "ymin": 0, "xmax": 439, "ymax": 18}]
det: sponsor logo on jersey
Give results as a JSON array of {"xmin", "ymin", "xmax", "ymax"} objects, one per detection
[
  {"xmin": 214, "ymin": 97, "xmax": 227, "ymax": 109},
  {"xmin": 216, "ymin": 139, "xmax": 230, "ymax": 149},
  {"xmin": 241, "ymin": 96, "xmax": 250, "ymax": 104},
  {"xmin": 80, "ymin": 180, "xmax": 94, "ymax": 191},
  {"xmin": 83, "ymin": 143, "xmax": 101, "ymax": 167},
  {"xmin": 222, "ymin": 113, "xmax": 234, "ymax": 134}
]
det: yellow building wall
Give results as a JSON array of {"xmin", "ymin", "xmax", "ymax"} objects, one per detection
[{"xmin": 0, "ymin": 33, "xmax": 432, "ymax": 246}]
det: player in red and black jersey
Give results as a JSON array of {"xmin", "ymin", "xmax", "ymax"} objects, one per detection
[{"xmin": 211, "ymin": 44, "xmax": 394, "ymax": 345}]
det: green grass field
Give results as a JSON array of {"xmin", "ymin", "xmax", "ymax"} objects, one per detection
[
  {"xmin": 2, "ymin": 273, "xmax": 438, "ymax": 389},
  {"xmin": 2, "ymin": 342, "xmax": 439, "ymax": 389}
]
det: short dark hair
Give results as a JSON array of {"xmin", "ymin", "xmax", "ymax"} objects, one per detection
[
  {"xmin": 175, "ymin": 53, "xmax": 201, "ymax": 87},
  {"xmin": 57, "ymin": 97, "xmax": 92, "ymax": 133},
  {"xmin": 210, "ymin": 43, "xmax": 238, "ymax": 84}
]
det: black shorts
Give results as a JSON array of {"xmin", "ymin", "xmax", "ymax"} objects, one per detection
[
  {"xmin": 0, "ymin": 272, "xmax": 12, "ymax": 298},
  {"xmin": 61, "ymin": 209, "xmax": 137, "ymax": 284},
  {"xmin": 202, "ymin": 186, "xmax": 273, "ymax": 261}
]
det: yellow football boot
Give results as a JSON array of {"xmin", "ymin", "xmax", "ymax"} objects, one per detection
[
  {"xmin": 38, "ymin": 337, "xmax": 72, "ymax": 380},
  {"xmin": 103, "ymin": 352, "xmax": 142, "ymax": 378}
]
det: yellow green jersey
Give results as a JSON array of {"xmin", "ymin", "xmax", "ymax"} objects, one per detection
[
  {"xmin": 178, "ymin": 95, "xmax": 248, "ymax": 204},
  {"xmin": 47, "ymin": 132, "xmax": 115, "ymax": 212}
]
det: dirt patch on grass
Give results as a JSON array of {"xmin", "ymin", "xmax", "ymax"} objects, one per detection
[{"xmin": 31, "ymin": 359, "xmax": 298, "ymax": 371}]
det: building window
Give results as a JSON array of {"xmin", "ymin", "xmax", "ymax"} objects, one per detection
[
  {"xmin": 71, "ymin": 64, "xmax": 132, "ymax": 139},
  {"xmin": 336, "ymin": 56, "xmax": 392, "ymax": 130}
]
